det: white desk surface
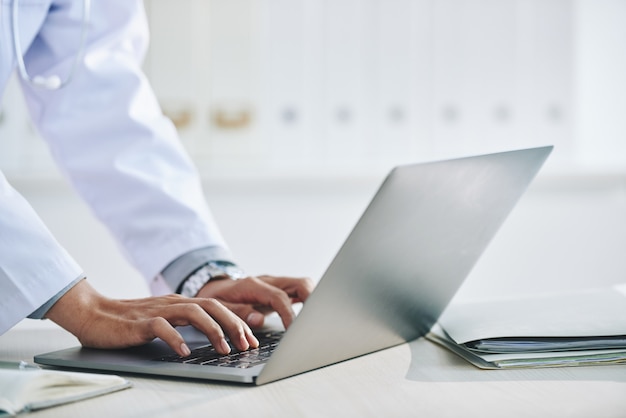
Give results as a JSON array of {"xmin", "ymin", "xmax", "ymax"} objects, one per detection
[{"xmin": 2, "ymin": 326, "xmax": 626, "ymax": 418}]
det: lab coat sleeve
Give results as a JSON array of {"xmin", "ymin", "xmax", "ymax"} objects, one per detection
[
  {"xmin": 0, "ymin": 171, "xmax": 84, "ymax": 334},
  {"xmin": 19, "ymin": 0, "xmax": 232, "ymax": 284}
]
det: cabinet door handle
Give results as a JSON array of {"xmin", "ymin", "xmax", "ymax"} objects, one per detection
[
  {"xmin": 162, "ymin": 106, "xmax": 193, "ymax": 129},
  {"xmin": 211, "ymin": 107, "xmax": 252, "ymax": 130}
]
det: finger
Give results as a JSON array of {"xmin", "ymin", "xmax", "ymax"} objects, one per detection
[
  {"xmin": 257, "ymin": 276, "xmax": 315, "ymax": 303},
  {"xmin": 189, "ymin": 298, "xmax": 259, "ymax": 352},
  {"xmin": 129, "ymin": 297, "xmax": 257, "ymax": 353},
  {"xmin": 157, "ymin": 301, "xmax": 234, "ymax": 354},
  {"xmin": 238, "ymin": 278, "xmax": 297, "ymax": 329},
  {"xmin": 199, "ymin": 277, "xmax": 299, "ymax": 329},
  {"xmin": 221, "ymin": 302, "xmax": 266, "ymax": 329},
  {"xmin": 145, "ymin": 317, "xmax": 191, "ymax": 357}
]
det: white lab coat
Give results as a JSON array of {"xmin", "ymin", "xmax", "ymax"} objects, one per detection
[{"xmin": 0, "ymin": 0, "xmax": 229, "ymax": 333}]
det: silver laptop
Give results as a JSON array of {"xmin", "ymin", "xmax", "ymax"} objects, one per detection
[{"xmin": 35, "ymin": 146, "xmax": 552, "ymax": 385}]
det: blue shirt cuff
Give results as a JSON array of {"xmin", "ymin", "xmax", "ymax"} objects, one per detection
[
  {"xmin": 160, "ymin": 246, "xmax": 237, "ymax": 293},
  {"xmin": 28, "ymin": 275, "xmax": 86, "ymax": 319}
]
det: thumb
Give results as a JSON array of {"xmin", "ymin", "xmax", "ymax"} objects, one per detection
[{"xmin": 221, "ymin": 302, "xmax": 266, "ymax": 329}]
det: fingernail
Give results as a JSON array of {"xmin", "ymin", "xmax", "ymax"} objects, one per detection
[
  {"xmin": 180, "ymin": 343, "xmax": 191, "ymax": 357},
  {"xmin": 246, "ymin": 312, "xmax": 264, "ymax": 327},
  {"xmin": 240, "ymin": 332, "xmax": 258, "ymax": 350},
  {"xmin": 220, "ymin": 338, "xmax": 231, "ymax": 354},
  {"xmin": 239, "ymin": 334, "xmax": 250, "ymax": 350},
  {"xmin": 249, "ymin": 333, "xmax": 259, "ymax": 348}
]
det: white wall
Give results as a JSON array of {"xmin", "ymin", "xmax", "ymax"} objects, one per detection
[{"xmin": 11, "ymin": 173, "xmax": 626, "ymax": 305}]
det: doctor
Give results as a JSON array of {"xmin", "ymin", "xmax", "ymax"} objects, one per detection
[{"xmin": 0, "ymin": 0, "xmax": 312, "ymax": 356}]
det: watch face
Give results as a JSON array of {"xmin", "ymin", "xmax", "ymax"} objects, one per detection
[
  {"xmin": 224, "ymin": 266, "xmax": 246, "ymax": 279},
  {"xmin": 211, "ymin": 262, "xmax": 245, "ymax": 280}
]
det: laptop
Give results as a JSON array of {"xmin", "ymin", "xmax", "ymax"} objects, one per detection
[{"xmin": 35, "ymin": 146, "xmax": 553, "ymax": 385}]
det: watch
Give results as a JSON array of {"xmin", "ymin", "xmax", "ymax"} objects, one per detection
[{"xmin": 178, "ymin": 261, "xmax": 245, "ymax": 298}]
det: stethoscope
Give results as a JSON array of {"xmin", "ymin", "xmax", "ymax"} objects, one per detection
[{"xmin": 11, "ymin": 0, "xmax": 91, "ymax": 89}]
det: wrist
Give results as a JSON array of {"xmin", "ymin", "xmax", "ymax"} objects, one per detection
[
  {"xmin": 177, "ymin": 261, "xmax": 245, "ymax": 298},
  {"xmin": 160, "ymin": 246, "xmax": 237, "ymax": 294},
  {"xmin": 45, "ymin": 279, "xmax": 109, "ymax": 342}
]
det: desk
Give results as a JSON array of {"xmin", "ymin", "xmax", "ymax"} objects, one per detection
[{"xmin": 2, "ymin": 326, "xmax": 626, "ymax": 417}]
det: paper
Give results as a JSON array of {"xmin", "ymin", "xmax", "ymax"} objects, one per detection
[
  {"xmin": 0, "ymin": 368, "xmax": 131, "ymax": 415},
  {"xmin": 427, "ymin": 285, "xmax": 626, "ymax": 369},
  {"xmin": 439, "ymin": 286, "xmax": 626, "ymax": 345},
  {"xmin": 427, "ymin": 324, "xmax": 626, "ymax": 369}
]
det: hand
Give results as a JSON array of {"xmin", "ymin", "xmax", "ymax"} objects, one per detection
[
  {"xmin": 196, "ymin": 275, "xmax": 314, "ymax": 329},
  {"xmin": 45, "ymin": 279, "xmax": 258, "ymax": 357}
]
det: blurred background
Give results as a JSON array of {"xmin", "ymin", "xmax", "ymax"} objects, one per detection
[{"xmin": 1, "ymin": 0, "xmax": 625, "ymax": 329}]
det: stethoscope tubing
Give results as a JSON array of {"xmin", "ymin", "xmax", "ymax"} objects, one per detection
[{"xmin": 11, "ymin": 0, "xmax": 91, "ymax": 89}]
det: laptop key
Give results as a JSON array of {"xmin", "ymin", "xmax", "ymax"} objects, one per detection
[{"xmin": 152, "ymin": 330, "xmax": 284, "ymax": 368}]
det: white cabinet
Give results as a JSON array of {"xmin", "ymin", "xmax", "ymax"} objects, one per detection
[
  {"xmin": 575, "ymin": 0, "xmax": 626, "ymax": 170},
  {"xmin": 6, "ymin": 0, "xmax": 620, "ymax": 179},
  {"xmin": 515, "ymin": 0, "xmax": 575, "ymax": 166},
  {"xmin": 144, "ymin": 0, "xmax": 579, "ymax": 175},
  {"xmin": 144, "ymin": 0, "xmax": 202, "ymax": 152},
  {"xmin": 0, "ymin": 74, "xmax": 59, "ymax": 178},
  {"xmin": 260, "ymin": 0, "xmax": 324, "ymax": 168},
  {"xmin": 430, "ymin": 0, "xmax": 519, "ymax": 155},
  {"xmin": 428, "ymin": 0, "xmax": 574, "ymax": 165}
]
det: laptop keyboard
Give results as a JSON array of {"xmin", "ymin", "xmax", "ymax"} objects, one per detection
[{"xmin": 152, "ymin": 330, "xmax": 284, "ymax": 369}]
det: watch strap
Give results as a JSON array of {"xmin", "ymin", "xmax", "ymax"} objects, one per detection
[{"xmin": 177, "ymin": 261, "xmax": 245, "ymax": 297}]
